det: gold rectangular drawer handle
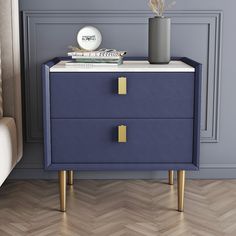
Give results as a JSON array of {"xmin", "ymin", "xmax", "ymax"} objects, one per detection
[
  {"xmin": 118, "ymin": 77, "xmax": 127, "ymax": 95},
  {"xmin": 118, "ymin": 125, "xmax": 127, "ymax": 143}
]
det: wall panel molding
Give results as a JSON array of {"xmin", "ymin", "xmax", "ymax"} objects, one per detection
[{"xmin": 22, "ymin": 10, "xmax": 222, "ymax": 143}]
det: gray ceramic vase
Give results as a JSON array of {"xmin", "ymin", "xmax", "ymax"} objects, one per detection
[{"xmin": 148, "ymin": 17, "xmax": 171, "ymax": 64}]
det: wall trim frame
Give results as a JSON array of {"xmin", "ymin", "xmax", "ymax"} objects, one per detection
[{"xmin": 22, "ymin": 10, "xmax": 222, "ymax": 143}]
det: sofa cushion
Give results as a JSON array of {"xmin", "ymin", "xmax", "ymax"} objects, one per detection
[{"xmin": 0, "ymin": 117, "xmax": 18, "ymax": 186}]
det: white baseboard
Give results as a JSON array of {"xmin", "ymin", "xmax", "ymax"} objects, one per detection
[{"xmin": 8, "ymin": 167, "xmax": 236, "ymax": 180}]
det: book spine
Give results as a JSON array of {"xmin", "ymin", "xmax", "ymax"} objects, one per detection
[
  {"xmin": 71, "ymin": 56, "xmax": 121, "ymax": 60},
  {"xmin": 69, "ymin": 57, "xmax": 123, "ymax": 65}
]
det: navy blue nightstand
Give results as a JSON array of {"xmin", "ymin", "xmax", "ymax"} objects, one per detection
[{"xmin": 42, "ymin": 58, "xmax": 202, "ymax": 212}]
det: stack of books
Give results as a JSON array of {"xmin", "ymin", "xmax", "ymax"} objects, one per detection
[{"xmin": 67, "ymin": 49, "xmax": 126, "ymax": 66}]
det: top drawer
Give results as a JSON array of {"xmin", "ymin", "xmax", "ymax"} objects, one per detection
[{"xmin": 50, "ymin": 72, "xmax": 194, "ymax": 118}]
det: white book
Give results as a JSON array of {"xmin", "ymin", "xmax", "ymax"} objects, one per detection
[
  {"xmin": 65, "ymin": 62, "xmax": 120, "ymax": 67},
  {"xmin": 71, "ymin": 56, "xmax": 121, "ymax": 60}
]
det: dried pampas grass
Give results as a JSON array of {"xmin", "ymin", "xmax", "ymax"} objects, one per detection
[{"xmin": 148, "ymin": 0, "xmax": 176, "ymax": 17}]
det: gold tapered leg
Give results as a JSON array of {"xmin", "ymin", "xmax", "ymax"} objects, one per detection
[
  {"xmin": 59, "ymin": 170, "xmax": 67, "ymax": 212},
  {"xmin": 68, "ymin": 170, "xmax": 74, "ymax": 185},
  {"xmin": 168, "ymin": 170, "xmax": 174, "ymax": 185},
  {"xmin": 177, "ymin": 170, "xmax": 185, "ymax": 212}
]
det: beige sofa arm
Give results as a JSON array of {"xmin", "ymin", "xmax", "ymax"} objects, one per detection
[
  {"xmin": 0, "ymin": 0, "xmax": 23, "ymax": 160},
  {"xmin": 0, "ymin": 118, "xmax": 18, "ymax": 186}
]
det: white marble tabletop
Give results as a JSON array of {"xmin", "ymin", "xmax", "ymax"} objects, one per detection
[{"xmin": 50, "ymin": 60, "xmax": 195, "ymax": 73}]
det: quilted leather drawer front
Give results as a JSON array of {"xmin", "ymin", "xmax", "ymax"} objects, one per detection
[
  {"xmin": 51, "ymin": 119, "xmax": 193, "ymax": 164},
  {"xmin": 50, "ymin": 72, "xmax": 194, "ymax": 118}
]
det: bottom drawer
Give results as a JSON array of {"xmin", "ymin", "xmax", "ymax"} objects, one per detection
[{"xmin": 51, "ymin": 119, "xmax": 193, "ymax": 164}]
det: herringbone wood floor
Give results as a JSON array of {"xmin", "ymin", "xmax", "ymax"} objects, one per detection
[{"xmin": 0, "ymin": 179, "xmax": 236, "ymax": 236}]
